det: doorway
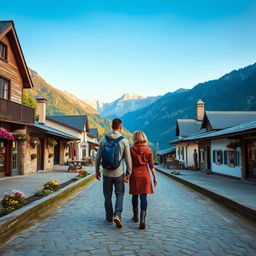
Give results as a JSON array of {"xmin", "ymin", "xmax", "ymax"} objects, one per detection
[
  {"xmin": 37, "ymin": 138, "xmax": 44, "ymax": 171},
  {"xmin": 54, "ymin": 142, "xmax": 60, "ymax": 165},
  {"xmin": 11, "ymin": 140, "xmax": 20, "ymax": 176},
  {"xmin": 247, "ymin": 141, "xmax": 256, "ymax": 179},
  {"xmin": 0, "ymin": 140, "xmax": 6, "ymax": 176},
  {"xmin": 207, "ymin": 146, "xmax": 211, "ymax": 171}
]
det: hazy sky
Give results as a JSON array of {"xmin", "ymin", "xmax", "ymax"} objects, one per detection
[{"xmin": 1, "ymin": 0, "xmax": 256, "ymax": 102}]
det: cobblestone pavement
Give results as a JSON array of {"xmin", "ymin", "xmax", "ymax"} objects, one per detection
[{"xmin": 1, "ymin": 172, "xmax": 256, "ymax": 256}]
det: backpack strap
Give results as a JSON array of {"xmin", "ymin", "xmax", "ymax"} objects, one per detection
[
  {"xmin": 105, "ymin": 135, "xmax": 124, "ymax": 143},
  {"xmin": 115, "ymin": 136, "xmax": 125, "ymax": 143}
]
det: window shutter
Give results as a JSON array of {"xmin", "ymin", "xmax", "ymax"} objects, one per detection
[
  {"xmin": 212, "ymin": 150, "xmax": 216, "ymax": 163},
  {"xmin": 220, "ymin": 151, "xmax": 223, "ymax": 164},
  {"xmin": 234, "ymin": 151, "xmax": 239, "ymax": 166},
  {"xmin": 224, "ymin": 151, "xmax": 227, "ymax": 165},
  {"xmin": 237, "ymin": 152, "xmax": 240, "ymax": 166}
]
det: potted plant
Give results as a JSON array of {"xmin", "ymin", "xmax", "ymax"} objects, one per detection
[
  {"xmin": 227, "ymin": 142, "xmax": 240, "ymax": 149},
  {"xmin": 31, "ymin": 153, "xmax": 37, "ymax": 160},
  {"xmin": 15, "ymin": 134, "xmax": 28, "ymax": 142},
  {"xmin": 65, "ymin": 152, "xmax": 69, "ymax": 157},
  {"xmin": 48, "ymin": 153, "xmax": 54, "ymax": 158},
  {"xmin": 48, "ymin": 138, "xmax": 57, "ymax": 147},
  {"xmin": 30, "ymin": 137, "xmax": 40, "ymax": 148}
]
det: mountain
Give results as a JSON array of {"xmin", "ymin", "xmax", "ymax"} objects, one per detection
[
  {"xmin": 95, "ymin": 93, "xmax": 160, "ymax": 119},
  {"xmin": 122, "ymin": 63, "xmax": 256, "ymax": 149},
  {"xmin": 27, "ymin": 68, "xmax": 132, "ymax": 139}
]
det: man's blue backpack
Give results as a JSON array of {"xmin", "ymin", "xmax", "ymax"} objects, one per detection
[{"xmin": 102, "ymin": 135, "xmax": 124, "ymax": 170}]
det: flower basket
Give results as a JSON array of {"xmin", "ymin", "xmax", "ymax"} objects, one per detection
[
  {"xmin": 48, "ymin": 138, "xmax": 57, "ymax": 147},
  {"xmin": 37, "ymin": 180, "xmax": 60, "ymax": 196},
  {"xmin": 30, "ymin": 137, "xmax": 40, "ymax": 148},
  {"xmin": 48, "ymin": 153, "xmax": 54, "ymax": 158},
  {"xmin": 0, "ymin": 128, "xmax": 14, "ymax": 141},
  {"xmin": 31, "ymin": 153, "xmax": 37, "ymax": 160},
  {"xmin": 0, "ymin": 190, "xmax": 27, "ymax": 215},
  {"xmin": 15, "ymin": 134, "xmax": 28, "ymax": 142},
  {"xmin": 227, "ymin": 142, "xmax": 240, "ymax": 149}
]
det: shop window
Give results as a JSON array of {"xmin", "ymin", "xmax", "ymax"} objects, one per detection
[{"xmin": 213, "ymin": 150, "xmax": 223, "ymax": 165}]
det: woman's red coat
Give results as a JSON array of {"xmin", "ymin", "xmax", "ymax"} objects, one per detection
[{"xmin": 129, "ymin": 143, "xmax": 154, "ymax": 195}]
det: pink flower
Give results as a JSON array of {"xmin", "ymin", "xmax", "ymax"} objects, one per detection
[{"xmin": 12, "ymin": 190, "xmax": 27, "ymax": 198}]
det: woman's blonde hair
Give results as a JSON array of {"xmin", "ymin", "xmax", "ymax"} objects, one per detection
[{"xmin": 133, "ymin": 131, "xmax": 148, "ymax": 144}]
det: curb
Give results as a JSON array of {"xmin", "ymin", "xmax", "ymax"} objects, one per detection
[
  {"xmin": 0, "ymin": 173, "xmax": 96, "ymax": 247},
  {"xmin": 156, "ymin": 167, "xmax": 256, "ymax": 223}
]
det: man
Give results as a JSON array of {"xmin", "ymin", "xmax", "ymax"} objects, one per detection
[
  {"xmin": 193, "ymin": 149, "xmax": 198, "ymax": 170},
  {"xmin": 95, "ymin": 118, "xmax": 132, "ymax": 228}
]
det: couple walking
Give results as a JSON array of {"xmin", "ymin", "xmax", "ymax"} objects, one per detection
[{"xmin": 95, "ymin": 118, "xmax": 158, "ymax": 229}]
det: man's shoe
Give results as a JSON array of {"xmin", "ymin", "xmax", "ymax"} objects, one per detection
[
  {"xmin": 114, "ymin": 216, "xmax": 123, "ymax": 228},
  {"xmin": 105, "ymin": 219, "xmax": 113, "ymax": 225}
]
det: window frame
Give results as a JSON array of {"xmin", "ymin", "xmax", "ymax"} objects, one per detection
[
  {"xmin": 215, "ymin": 150, "xmax": 223, "ymax": 165},
  {"xmin": 0, "ymin": 41, "xmax": 8, "ymax": 62},
  {"xmin": 228, "ymin": 150, "xmax": 235, "ymax": 168},
  {"xmin": 200, "ymin": 149, "xmax": 205, "ymax": 163},
  {"xmin": 0, "ymin": 76, "xmax": 11, "ymax": 100}
]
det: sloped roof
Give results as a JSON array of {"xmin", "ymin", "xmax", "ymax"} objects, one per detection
[
  {"xmin": 0, "ymin": 20, "xmax": 33, "ymax": 88},
  {"xmin": 0, "ymin": 21, "xmax": 12, "ymax": 33},
  {"xmin": 89, "ymin": 128, "xmax": 98, "ymax": 138},
  {"xmin": 175, "ymin": 120, "xmax": 256, "ymax": 142},
  {"xmin": 176, "ymin": 119, "xmax": 202, "ymax": 137},
  {"xmin": 47, "ymin": 115, "xmax": 89, "ymax": 132},
  {"xmin": 157, "ymin": 147, "xmax": 176, "ymax": 156},
  {"xmin": 33, "ymin": 121, "xmax": 79, "ymax": 140},
  {"xmin": 202, "ymin": 111, "xmax": 256, "ymax": 130}
]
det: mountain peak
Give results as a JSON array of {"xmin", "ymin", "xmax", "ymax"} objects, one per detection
[{"xmin": 121, "ymin": 93, "xmax": 145, "ymax": 101}]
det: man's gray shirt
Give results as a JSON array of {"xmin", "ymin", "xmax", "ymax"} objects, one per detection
[{"xmin": 95, "ymin": 131, "xmax": 132, "ymax": 177}]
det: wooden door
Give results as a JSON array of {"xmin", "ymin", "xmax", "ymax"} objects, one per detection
[
  {"xmin": 247, "ymin": 141, "xmax": 256, "ymax": 179},
  {"xmin": 37, "ymin": 138, "xmax": 44, "ymax": 171}
]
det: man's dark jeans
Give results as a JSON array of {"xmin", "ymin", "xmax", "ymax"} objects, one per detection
[{"xmin": 103, "ymin": 174, "xmax": 124, "ymax": 221}]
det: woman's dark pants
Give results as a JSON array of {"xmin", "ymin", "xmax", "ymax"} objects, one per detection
[{"xmin": 132, "ymin": 194, "xmax": 147, "ymax": 211}]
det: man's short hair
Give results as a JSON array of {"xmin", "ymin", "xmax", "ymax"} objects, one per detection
[{"xmin": 112, "ymin": 118, "xmax": 122, "ymax": 130}]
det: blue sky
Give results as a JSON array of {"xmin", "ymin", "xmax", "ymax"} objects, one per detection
[{"xmin": 1, "ymin": 0, "xmax": 256, "ymax": 102}]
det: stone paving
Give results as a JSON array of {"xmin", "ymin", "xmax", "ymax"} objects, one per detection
[
  {"xmin": 156, "ymin": 165, "xmax": 256, "ymax": 211},
  {"xmin": 0, "ymin": 165, "xmax": 95, "ymax": 198},
  {"xmin": 0, "ymin": 172, "xmax": 256, "ymax": 256}
]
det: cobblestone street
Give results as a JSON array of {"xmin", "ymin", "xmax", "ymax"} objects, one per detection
[{"xmin": 1, "ymin": 172, "xmax": 256, "ymax": 256}]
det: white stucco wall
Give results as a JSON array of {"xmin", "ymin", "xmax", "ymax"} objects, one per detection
[
  {"xmin": 211, "ymin": 138, "xmax": 241, "ymax": 178},
  {"xmin": 46, "ymin": 120, "xmax": 89, "ymax": 160},
  {"xmin": 176, "ymin": 142, "xmax": 198, "ymax": 168}
]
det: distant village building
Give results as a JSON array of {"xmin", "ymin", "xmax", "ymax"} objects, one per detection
[
  {"xmin": 156, "ymin": 147, "xmax": 176, "ymax": 165},
  {"xmin": 172, "ymin": 100, "xmax": 204, "ymax": 168},
  {"xmin": 170, "ymin": 98, "xmax": 256, "ymax": 180}
]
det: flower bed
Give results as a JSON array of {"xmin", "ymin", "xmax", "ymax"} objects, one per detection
[
  {"xmin": 0, "ymin": 171, "xmax": 90, "ymax": 218},
  {"xmin": 0, "ymin": 190, "xmax": 27, "ymax": 215},
  {"xmin": 37, "ymin": 180, "xmax": 60, "ymax": 196},
  {"xmin": 75, "ymin": 169, "xmax": 88, "ymax": 180}
]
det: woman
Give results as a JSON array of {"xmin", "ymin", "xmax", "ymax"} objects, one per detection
[{"xmin": 129, "ymin": 131, "xmax": 158, "ymax": 229}]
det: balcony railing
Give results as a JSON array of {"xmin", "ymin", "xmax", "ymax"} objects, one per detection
[{"xmin": 0, "ymin": 98, "xmax": 35, "ymax": 125}]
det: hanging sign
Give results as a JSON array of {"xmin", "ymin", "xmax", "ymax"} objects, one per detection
[{"xmin": 80, "ymin": 141, "xmax": 87, "ymax": 149}]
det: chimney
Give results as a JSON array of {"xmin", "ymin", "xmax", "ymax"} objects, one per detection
[
  {"xmin": 196, "ymin": 99, "xmax": 205, "ymax": 121},
  {"xmin": 37, "ymin": 97, "xmax": 47, "ymax": 124}
]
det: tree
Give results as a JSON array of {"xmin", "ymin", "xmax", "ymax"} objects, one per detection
[{"xmin": 23, "ymin": 89, "xmax": 37, "ymax": 113}]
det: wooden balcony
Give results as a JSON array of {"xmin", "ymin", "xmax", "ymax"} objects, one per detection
[{"xmin": 0, "ymin": 98, "xmax": 35, "ymax": 125}]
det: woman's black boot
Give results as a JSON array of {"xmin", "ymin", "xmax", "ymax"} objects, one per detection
[
  {"xmin": 139, "ymin": 211, "xmax": 146, "ymax": 229},
  {"xmin": 132, "ymin": 208, "xmax": 139, "ymax": 223}
]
